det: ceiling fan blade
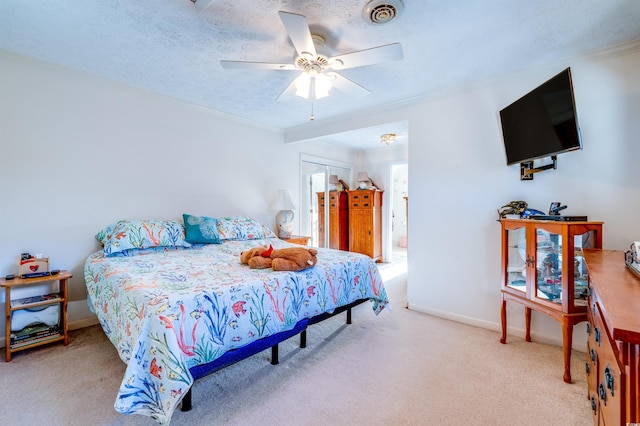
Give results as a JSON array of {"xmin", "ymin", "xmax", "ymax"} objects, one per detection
[
  {"xmin": 278, "ymin": 11, "xmax": 317, "ymax": 58},
  {"xmin": 220, "ymin": 60, "xmax": 298, "ymax": 70},
  {"xmin": 329, "ymin": 72, "xmax": 370, "ymax": 97},
  {"xmin": 329, "ymin": 43, "xmax": 403, "ymax": 70}
]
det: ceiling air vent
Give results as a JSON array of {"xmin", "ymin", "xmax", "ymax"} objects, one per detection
[{"xmin": 363, "ymin": 0, "xmax": 404, "ymax": 24}]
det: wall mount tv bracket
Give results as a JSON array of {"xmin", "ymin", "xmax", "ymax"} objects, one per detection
[{"xmin": 520, "ymin": 155, "xmax": 557, "ymax": 181}]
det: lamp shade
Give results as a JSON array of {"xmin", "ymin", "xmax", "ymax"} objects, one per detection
[
  {"xmin": 356, "ymin": 172, "xmax": 370, "ymax": 182},
  {"xmin": 329, "ymin": 175, "xmax": 339, "ymax": 184},
  {"xmin": 274, "ymin": 189, "xmax": 296, "ymax": 210}
]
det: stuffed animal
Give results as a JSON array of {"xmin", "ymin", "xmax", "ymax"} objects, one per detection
[
  {"xmin": 240, "ymin": 244, "xmax": 318, "ymax": 272},
  {"xmin": 239, "ymin": 245, "xmax": 273, "ymax": 269},
  {"xmin": 270, "ymin": 247, "xmax": 318, "ymax": 272}
]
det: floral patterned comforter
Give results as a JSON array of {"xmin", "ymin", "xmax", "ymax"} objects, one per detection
[{"xmin": 84, "ymin": 238, "xmax": 388, "ymax": 424}]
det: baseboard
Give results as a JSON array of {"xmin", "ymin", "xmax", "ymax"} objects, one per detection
[
  {"xmin": 406, "ymin": 303, "xmax": 581, "ymax": 351},
  {"xmin": 69, "ymin": 317, "xmax": 100, "ymax": 330},
  {"xmin": 408, "ymin": 303, "xmax": 501, "ymax": 331}
]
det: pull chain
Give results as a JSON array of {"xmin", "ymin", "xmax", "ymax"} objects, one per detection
[{"xmin": 309, "ymin": 76, "xmax": 316, "ymax": 121}]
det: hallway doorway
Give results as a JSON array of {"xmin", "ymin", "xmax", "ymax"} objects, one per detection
[{"xmin": 379, "ymin": 162, "xmax": 408, "ymax": 282}]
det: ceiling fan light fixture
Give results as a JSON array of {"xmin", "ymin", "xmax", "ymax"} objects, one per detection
[
  {"xmin": 294, "ymin": 71, "xmax": 333, "ymax": 100},
  {"xmin": 363, "ymin": 0, "xmax": 404, "ymax": 24},
  {"xmin": 314, "ymin": 74, "xmax": 332, "ymax": 99},
  {"xmin": 295, "ymin": 73, "xmax": 311, "ymax": 99}
]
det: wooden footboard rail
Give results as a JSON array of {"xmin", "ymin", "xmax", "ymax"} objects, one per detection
[{"xmin": 181, "ymin": 298, "xmax": 368, "ymax": 412}]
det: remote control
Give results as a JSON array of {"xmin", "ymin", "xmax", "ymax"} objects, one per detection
[
  {"xmin": 51, "ymin": 269, "xmax": 60, "ymax": 275},
  {"xmin": 20, "ymin": 271, "xmax": 52, "ymax": 279},
  {"xmin": 5, "ymin": 274, "xmax": 15, "ymax": 280}
]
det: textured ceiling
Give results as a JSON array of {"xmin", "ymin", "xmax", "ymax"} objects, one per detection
[{"xmin": 1, "ymin": 0, "xmax": 640, "ymax": 149}]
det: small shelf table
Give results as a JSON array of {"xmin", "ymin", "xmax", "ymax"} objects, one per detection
[{"xmin": 1, "ymin": 270, "xmax": 72, "ymax": 361}]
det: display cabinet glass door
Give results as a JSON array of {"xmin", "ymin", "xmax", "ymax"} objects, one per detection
[
  {"xmin": 533, "ymin": 228, "xmax": 594, "ymax": 310},
  {"xmin": 505, "ymin": 226, "xmax": 527, "ymax": 294}
]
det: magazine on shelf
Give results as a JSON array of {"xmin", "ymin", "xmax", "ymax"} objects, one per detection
[
  {"xmin": 10, "ymin": 293, "xmax": 60, "ymax": 308},
  {"xmin": 10, "ymin": 332, "xmax": 62, "ymax": 348},
  {"xmin": 10, "ymin": 324, "xmax": 60, "ymax": 344}
]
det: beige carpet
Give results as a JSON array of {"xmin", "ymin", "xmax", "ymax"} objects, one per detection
[{"xmin": 0, "ymin": 278, "xmax": 592, "ymax": 425}]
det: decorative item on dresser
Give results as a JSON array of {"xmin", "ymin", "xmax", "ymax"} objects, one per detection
[
  {"xmin": 318, "ymin": 191, "xmax": 349, "ymax": 251},
  {"xmin": 499, "ymin": 218, "xmax": 603, "ymax": 383},
  {"xmin": 348, "ymin": 189, "xmax": 383, "ymax": 262},
  {"xmin": 273, "ymin": 189, "xmax": 296, "ymax": 238},
  {"xmin": 583, "ymin": 249, "xmax": 640, "ymax": 425},
  {"xmin": 355, "ymin": 172, "xmax": 381, "ymax": 190}
]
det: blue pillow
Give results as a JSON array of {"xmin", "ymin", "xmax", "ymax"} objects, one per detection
[{"xmin": 183, "ymin": 214, "xmax": 222, "ymax": 244}]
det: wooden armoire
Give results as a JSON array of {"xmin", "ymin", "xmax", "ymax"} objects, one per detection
[
  {"xmin": 348, "ymin": 189, "xmax": 383, "ymax": 262},
  {"xmin": 317, "ymin": 191, "xmax": 349, "ymax": 251}
]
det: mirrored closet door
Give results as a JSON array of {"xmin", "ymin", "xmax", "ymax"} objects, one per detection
[{"xmin": 299, "ymin": 155, "xmax": 351, "ymax": 248}]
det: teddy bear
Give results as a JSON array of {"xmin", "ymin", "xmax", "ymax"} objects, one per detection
[
  {"xmin": 239, "ymin": 245, "xmax": 273, "ymax": 269},
  {"xmin": 270, "ymin": 246, "xmax": 318, "ymax": 272},
  {"xmin": 240, "ymin": 244, "xmax": 318, "ymax": 272}
]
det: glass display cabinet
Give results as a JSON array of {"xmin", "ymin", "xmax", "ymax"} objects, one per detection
[{"xmin": 499, "ymin": 218, "xmax": 603, "ymax": 383}]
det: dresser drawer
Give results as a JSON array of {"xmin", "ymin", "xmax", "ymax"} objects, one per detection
[
  {"xmin": 591, "ymin": 302, "xmax": 624, "ymax": 425},
  {"xmin": 349, "ymin": 192, "xmax": 374, "ymax": 209},
  {"xmin": 597, "ymin": 340, "xmax": 624, "ymax": 425}
]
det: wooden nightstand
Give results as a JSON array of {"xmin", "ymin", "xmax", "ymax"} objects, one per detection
[
  {"xmin": 1, "ymin": 270, "xmax": 71, "ymax": 361},
  {"xmin": 280, "ymin": 235, "xmax": 310, "ymax": 246}
]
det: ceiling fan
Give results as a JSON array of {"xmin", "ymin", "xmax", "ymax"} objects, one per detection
[{"xmin": 220, "ymin": 11, "xmax": 403, "ymax": 107}]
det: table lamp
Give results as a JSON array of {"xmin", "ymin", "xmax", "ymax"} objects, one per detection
[
  {"xmin": 274, "ymin": 189, "xmax": 296, "ymax": 238},
  {"xmin": 356, "ymin": 172, "xmax": 371, "ymax": 189},
  {"xmin": 329, "ymin": 174, "xmax": 339, "ymax": 191}
]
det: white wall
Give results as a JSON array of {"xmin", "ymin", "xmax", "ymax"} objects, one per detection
[
  {"xmin": 0, "ymin": 52, "xmax": 357, "ymax": 338},
  {"xmin": 284, "ymin": 41, "xmax": 640, "ymax": 349},
  {"xmin": 407, "ymin": 45, "xmax": 640, "ymax": 348}
]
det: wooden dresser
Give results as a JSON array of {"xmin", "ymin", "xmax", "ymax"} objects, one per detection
[
  {"xmin": 347, "ymin": 189, "xmax": 383, "ymax": 262},
  {"xmin": 317, "ymin": 191, "xmax": 349, "ymax": 251},
  {"xmin": 583, "ymin": 249, "xmax": 640, "ymax": 425}
]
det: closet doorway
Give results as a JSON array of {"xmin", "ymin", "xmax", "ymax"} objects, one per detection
[{"xmin": 299, "ymin": 155, "xmax": 352, "ymax": 248}]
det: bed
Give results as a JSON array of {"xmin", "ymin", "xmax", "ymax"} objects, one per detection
[{"xmin": 84, "ymin": 216, "xmax": 389, "ymax": 424}]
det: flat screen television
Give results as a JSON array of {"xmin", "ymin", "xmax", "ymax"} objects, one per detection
[{"xmin": 499, "ymin": 68, "xmax": 582, "ymax": 166}]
